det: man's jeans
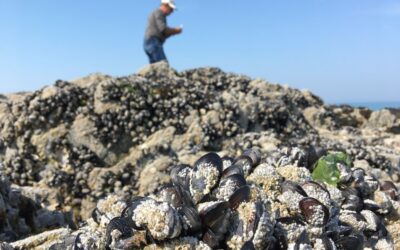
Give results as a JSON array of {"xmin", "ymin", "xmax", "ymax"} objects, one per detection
[{"xmin": 143, "ymin": 37, "xmax": 167, "ymax": 64}]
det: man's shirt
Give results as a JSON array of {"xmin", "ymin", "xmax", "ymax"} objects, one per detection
[{"xmin": 144, "ymin": 9, "xmax": 168, "ymax": 43}]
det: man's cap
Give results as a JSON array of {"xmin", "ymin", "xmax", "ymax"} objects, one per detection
[{"xmin": 161, "ymin": 0, "xmax": 176, "ymax": 9}]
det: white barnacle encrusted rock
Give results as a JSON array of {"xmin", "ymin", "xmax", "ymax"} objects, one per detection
[{"xmin": 131, "ymin": 199, "xmax": 182, "ymax": 240}]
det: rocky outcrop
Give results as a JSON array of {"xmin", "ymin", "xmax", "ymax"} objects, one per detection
[
  {"xmin": 366, "ymin": 108, "xmax": 400, "ymax": 133},
  {"xmin": 0, "ymin": 62, "xmax": 399, "ymax": 248},
  {"xmin": 0, "ymin": 175, "xmax": 73, "ymax": 242}
]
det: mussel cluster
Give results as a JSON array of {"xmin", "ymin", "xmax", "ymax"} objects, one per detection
[
  {"xmin": 89, "ymin": 75, "xmax": 242, "ymax": 149},
  {"xmin": 97, "ymin": 148, "xmax": 398, "ymax": 250},
  {"xmin": 12, "ymin": 83, "xmax": 90, "ymax": 140},
  {"xmin": 102, "ymin": 149, "xmax": 273, "ymax": 249},
  {"xmin": 0, "ymin": 83, "xmax": 93, "ymax": 186}
]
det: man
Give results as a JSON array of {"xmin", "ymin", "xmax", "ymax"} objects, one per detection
[{"xmin": 144, "ymin": 0, "xmax": 182, "ymax": 64}]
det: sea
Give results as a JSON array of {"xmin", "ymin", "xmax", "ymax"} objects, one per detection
[{"xmin": 333, "ymin": 102, "xmax": 400, "ymax": 111}]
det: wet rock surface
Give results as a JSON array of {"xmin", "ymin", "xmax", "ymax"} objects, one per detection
[{"xmin": 0, "ymin": 62, "xmax": 399, "ymax": 249}]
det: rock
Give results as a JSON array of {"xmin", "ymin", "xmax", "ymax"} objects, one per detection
[
  {"xmin": 366, "ymin": 108, "xmax": 400, "ymax": 133},
  {"xmin": 71, "ymin": 72, "xmax": 112, "ymax": 89},
  {"xmin": 138, "ymin": 156, "xmax": 173, "ymax": 195},
  {"xmin": 40, "ymin": 86, "xmax": 61, "ymax": 100},
  {"xmin": 139, "ymin": 126, "xmax": 176, "ymax": 153},
  {"xmin": 301, "ymin": 90, "xmax": 324, "ymax": 107},
  {"xmin": 30, "ymin": 124, "xmax": 68, "ymax": 159},
  {"xmin": 0, "ymin": 175, "xmax": 71, "ymax": 242},
  {"xmin": 303, "ymin": 106, "xmax": 337, "ymax": 129},
  {"xmin": 93, "ymin": 79, "xmax": 122, "ymax": 114},
  {"xmin": 137, "ymin": 61, "xmax": 178, "ymax": 79},
  {"xmin": 68, "ymin": 114, "xmax": 117, "ymax": 165},
  {"xmin": 10, "ymin": 228, "xmax": 71, "ymax": 250}
]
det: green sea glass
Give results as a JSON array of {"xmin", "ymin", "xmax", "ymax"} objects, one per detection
[{"xmin": 312, "ymin": 152, "xmax": 352, "ymax": 186}]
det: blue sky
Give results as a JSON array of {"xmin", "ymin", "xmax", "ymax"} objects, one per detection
[{"xmin": 1, "ymin": 1, "xmax": 399, "ymax": 103}]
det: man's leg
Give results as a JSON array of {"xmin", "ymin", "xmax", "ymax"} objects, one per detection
[
  {"xmin": 152, "ymin": 40, "xmax": 168, "ymax": 63},
  {"xmin": 144, "ymin": 39, "xmax": 156, "ymax": 63},
  {"xmin": 145, "ymin": 50, "xmax": 157, "ymax": 64},
  {"xmin": 144, "ymin": 38, "xmax": 168, "ymax": 64}
]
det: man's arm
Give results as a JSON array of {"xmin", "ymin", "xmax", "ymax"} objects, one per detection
[
  {"xmin": 164, "ymin": 27, "xmax": 182, "ymax": 36},
  {"xmin": 154, "ymin": 11, "xmax": 182, "ymax": 37}
]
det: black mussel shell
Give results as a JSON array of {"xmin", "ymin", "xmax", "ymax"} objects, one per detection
[
  {"xmin": 202, "ymin": 228, "xmax": 221, "ymax": 249},
  {"xmin": 200, "ymin": 201, "xmax": 230, "ymax": 229},
  {"xmin": 362, "ymin": 199, "xmax": 381, "ymax": 213},
  {"xmin": 233, "ymin": 155, "xmax": 253, "ymax": 171},
  {"xmin": 299, "ymin": 197, "xmax": 329, "ymax": 225},
  {"xmin": 379, "ymin": 222, "xmax": 389, "ymax": 237},
  {"xmin": 222, "ymin": 156, "xmax": 234, "ymax": 169},
  {"xmin": 178, "ymin": 207, "xmax": 202, "ymax": 234},
  {"xmin": 91, "ymin": 207, "xmax": 102, "ymax": 225},
  {"xmin": 121, "ymin": 196, "xmax": 147, "ymax": 220},
  {"xmin": 220, "ymin": 174, "xmax": 247, "ymax": 189},
  {"xmin": 241, "ymin": 240, "xmax": 256, "ymax": 250},
  {"xmin": 361, "ymin": 210, "xmax": 381, "ymax": 236},
  {"xmin": 282, "ymin": 181, "xmax": 308, "ymax": 197},
  {"xmin": 301, "ymin": 180, "xmax": 331, "ymax": 199},
  {"xmin": 290, "ymin": 147, "xmax": 309, "ymax": 168},
  {"xmin": 293, "ymin": 230, "xmax": 310, "ymax": 250},
  {"xmin": 326, "ymin": 221, "xmax": 353, "ymax": 241},
  {"xmin": 0, "ymin": 230, "xmax": 17, "ymax": 242},
  {"xmin": 74, "ymin": 233, "xmax": 84, "ymax": 250},
  {"xmin": 380, "ymin": 180, "xmax": 398, "ymax": 191},
  {"xmin": 156, "ymin": 183, "xmax": 195, "ymax": 208},
  {"xmin": 352, "ymin": 168, "xmax": 365, "ymax": 181},
  {"xmin": 170, "ymin": 164, "xmax": 191, "ymax": 188},
  {"xmin": 277, "ymin": 216, "xmax": 306, "ymax": 226},
  {"xmin": 155, "ymin": 184, "xmax": 183, "ymax": 208},
  {"xmin": 222, "ymin": 164, "xmax": 245, "ymax": 179},
  {"xmin": 229, "ymin": 185, "xmax": 251, "ymax": 209},
  {"xmin": 242, "ymin": 148, "xmax": 261, "ymax": 167},
  {"xmin": 321, "ymin": 235, "xmax": 336, "ymax": 250},
  {"xmin": 174, "ymin": 183, "xmax": 196, "ymax": 207},
  {"xmin": 305, "ymin": 146, "xmax": 319, "ymax": 170},
  {"xmin": 304, "ymin": 146, "xmax": 326, "ymax": 170},
  {"xmin": 380, "ymin": 180, "xmax": 398, "ymax": 200},
  {"xmin": 215, "ymin": 174, "xmax": 247, "ymax": 201},
  {"xmin": 335, "ymin": 234, "xmax": 364, "ymax": 250},
  {"xmin": 341, "ymin": 188, "xmax": 363, "ymax": 212},
  {"xmin": 271, "ymin": 233, "xmax": 288, "ymax": 250},
  {"xmin": 179, "ymin": 206, "xmax": 202, "ymax": 234},
  {"xmin": 194, "ymin": 152, "xmax": 223, "ymax": 173},
  {"xmin": 105, "ymin": 217, "xmax": 134, "ymax": 249}
]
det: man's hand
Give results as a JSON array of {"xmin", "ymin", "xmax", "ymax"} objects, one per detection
[
  {"xmin": 164, "ymin": 26, "xmax": 183, "ymax": 36},
  {"xmin": 176, "ymin": 26, "xmax": 183, "ymax": 34}
]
